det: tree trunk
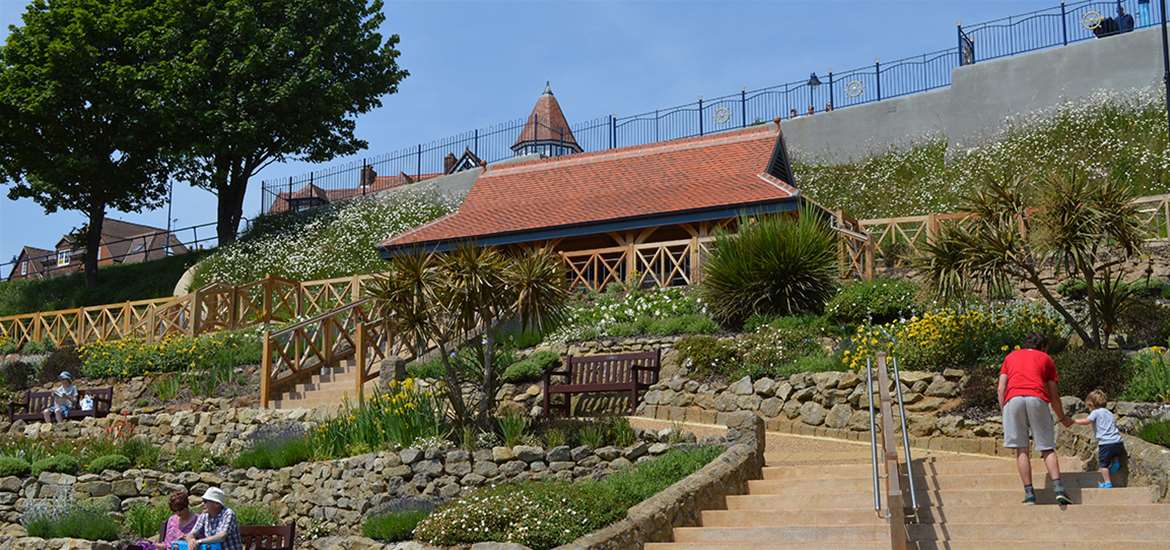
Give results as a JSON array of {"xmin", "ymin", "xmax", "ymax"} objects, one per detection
[
  {"xmin": 479, "ymin": 328, "xmax": 497, "ymax": 427},
  {"xmin": 437, "ymin": 343, "xmax": 470, "ymax": 428},
  {"xmin": 83, "ymin": 204, "xmax": 106, "ymax": 288},
  {"xmin": 213, "ymin": 157, "xmax": 250, "ymax": 246}
]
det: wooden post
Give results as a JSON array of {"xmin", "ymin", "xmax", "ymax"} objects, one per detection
[
  {"xmin": 354, "ymin": 322, "xmax": 366, "ymax": 403},
  {"xmin": 122, "ymin": 302, "xmax": 131, "ymax": 338},
  {"xmin": 926, "ymin": 213, "xmax": 940, "ymax": 244},
  {"xmin": 32, "ymin": 313, "xmax": 42, "ymax": 344},
  {"xmin": 260, "ymin": 330, "xmax": 272, "ymax": 408},
  {"xmin": 865, "ymin": 238, "xmax": 876, "ymax": 281},
  {"xmin": 689, "ymin": 235, "xmax": 700, "ymax": 284},
  {"xmin": 262, "ymin": 276, "xmax": 273, "ymax": 324},
  {"xmin": 352, "ymin": 274, "xmax": 361, "ymax": 302},
  {"xmin": 624, "ymin": 233, "xmax": 636, "ymax": 289},
  {"xmin": 189, "ymin": 287, "xmax": 200, "ymax": 336}
]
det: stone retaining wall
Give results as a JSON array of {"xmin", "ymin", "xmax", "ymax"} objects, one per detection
[
  {"xmin": 0, "ymin": 433, "xmax": 698, "ymax": 538},
  {"xmin": 1057, "ymin": 424, "xmax": 1170, "ymax": 502}
]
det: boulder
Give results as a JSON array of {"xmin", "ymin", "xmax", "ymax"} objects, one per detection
[
  {"xmin": 512, "ymin": 446, "xmax": 544, "ymax": 463},
  {"xmin": 925, "ymin": 377, "xmax": 958, "ymax": 398},
  {"xmin": 728, "ymin": 376, "xmax": 754, "ymax": 396},
  {"xmin": 753, "ymin": 378, "xmax": 777, "ymax": 397},
  {"xmin": 1061, "ymin": 396, "xmax": 1085, "ymax": 417},
  {"xmin": 936, "ymin": 415, "xmax": 965, "ymax": 437},
  {"xmin": 824, "ymin": 404, "xmax": 853, "ymax": 429},
  {"xmin": 759, "ymin": 397, "xmax": 784, "ymax": 418},
  {"xmin": 799, "ymin": 402, "xmax": 828, "ymax": 426}
]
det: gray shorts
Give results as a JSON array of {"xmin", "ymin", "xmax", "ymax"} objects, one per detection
[{"xmin": 1003, "ymin": 396, "xmax": 1056, "ymax": 451}]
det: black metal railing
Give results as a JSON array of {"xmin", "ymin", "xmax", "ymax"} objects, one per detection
[
  {"xmin": 1, "ymin": 219, "xmax": 250, "ymax": 282},
  {"xmin": 260, "ymin": 0, "xmax": 1165, "ymax": 214}
]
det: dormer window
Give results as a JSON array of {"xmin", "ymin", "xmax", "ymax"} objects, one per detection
[{"xmin": 57, "ymin": 250, "xmax": 71, "ymax": 267}]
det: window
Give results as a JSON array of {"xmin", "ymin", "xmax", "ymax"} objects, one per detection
[
  {"xmin": 19, "ymin": 261, "xmax": 27, "ymax": 276},
  {"xmin": 57, "ymin": 250, "xmax": 71, "ymax": 267}
]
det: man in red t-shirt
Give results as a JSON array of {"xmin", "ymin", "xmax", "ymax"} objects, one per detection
[{"xmin": 999, "ymin": 333, "xmax": 1073, "ymax": 505}]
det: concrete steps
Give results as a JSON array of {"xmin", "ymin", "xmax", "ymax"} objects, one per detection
[
  {"xmin": 647, "ymin": 432, "xmax": 1169, "ymax": 550},
  {"xmin": 269, "ymin": 359, "xmax": 381, "ymax": 410}
]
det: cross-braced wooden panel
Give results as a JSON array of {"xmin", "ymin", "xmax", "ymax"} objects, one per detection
[
  {"xmin": 561, "ymin": 247, "xmax": 627, "ymax": 292},
  {"xmin": 634, "ymin": 239, "xmax": 693, "ymax": 288}
]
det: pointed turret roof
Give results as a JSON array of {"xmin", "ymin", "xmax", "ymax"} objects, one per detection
[{"xmin": 511, "ymin": 82, "xmax": 582, "ymax": 153}]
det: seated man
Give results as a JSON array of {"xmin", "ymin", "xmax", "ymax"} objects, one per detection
[{"xmin": 43, "ymin": 371, "xmax": 77, "ymax": 423}]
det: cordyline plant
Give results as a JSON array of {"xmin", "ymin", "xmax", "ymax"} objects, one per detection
[
  {"xmin": 916, "ymin": 170, "xmax": 1147, "ymax": 349},
  {"xmin": 369, "ymin": 246, "xmax": 568, "ymax": 428}
]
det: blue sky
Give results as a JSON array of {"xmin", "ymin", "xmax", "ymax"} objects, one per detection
[{"xmin": 0, "ymin": 0, "xmax": 1054, "ymax": 267}]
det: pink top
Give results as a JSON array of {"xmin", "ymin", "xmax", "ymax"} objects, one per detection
[{"xmin": 164, "ymin": 513, "xmax": 197, "ymax": 547}]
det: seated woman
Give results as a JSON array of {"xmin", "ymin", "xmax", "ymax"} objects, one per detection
[
  {"xmin": 183, "ymin": 487, "xmax": 242, "ymax": 550},
  {"xmin": 156, "ymin": 491, "xmax": 198, "ymax": 549}
]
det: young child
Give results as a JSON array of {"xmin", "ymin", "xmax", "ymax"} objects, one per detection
[{"xmin": 1071, "ymin": 389, "xmax": 1126, "ymax": 488}]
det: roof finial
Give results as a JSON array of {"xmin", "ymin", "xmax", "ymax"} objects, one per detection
[{"xmin": 544, "ymin": 81, "xmax": 553, "ymax": 96}]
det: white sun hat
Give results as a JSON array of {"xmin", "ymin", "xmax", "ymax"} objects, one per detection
[{"xmin": 200, "ymin": 487, "xmax": 227, "ymax": 506}]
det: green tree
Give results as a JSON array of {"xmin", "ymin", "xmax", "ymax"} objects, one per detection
[
  {"xmin": 160, "ymin": 0, "xmax": 408, "ymax": 245},
  {"xmin": 916, "ymin": 171, "xmax": 1146, "ymax": 348},
  {"xmin": 0, "ymin": 0, "xmax": 175, "ymax": 287},
  {"xmin": 370, "ymin": 247, "xmax": 568, "ymax": 427}
]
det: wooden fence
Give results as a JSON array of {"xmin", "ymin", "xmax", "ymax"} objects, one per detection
[{"xmin": 858, "ymin": 193, "xmax": 1170, "ymax": 268}]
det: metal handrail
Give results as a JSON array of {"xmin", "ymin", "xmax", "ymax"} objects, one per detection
[
  {"xmin": 875, "ymin": 353, "xmax": 910, "ymax": 550},
  {"xmin": 865, "ymin": 356, "xmax": 882, "ymax": 515},
  {"xmin": 891, "ymin": 356, "xmax": 920, "ymax": 512}
]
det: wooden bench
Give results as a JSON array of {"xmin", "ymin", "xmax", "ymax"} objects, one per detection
[
  {"xmin": 542, "ymin": 350, "xmax": 661, "ymax": 417},
  {"xmin": 7, "ymin": 387, "xmax": 113, "ymax": 422},
  {"xmin": 241, "ymin": 524, "xmax": 296, "ymax": 550}
]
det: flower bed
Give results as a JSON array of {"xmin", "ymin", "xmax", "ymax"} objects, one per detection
[
  {"xmin": 77, "ymin": 330, "xmax": 261, "ymax": 379},
  {"xmin": 549, "ymin": 287, "xmax": 716, "ymax": 342}
]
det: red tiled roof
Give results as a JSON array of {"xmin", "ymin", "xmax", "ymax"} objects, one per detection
[
  {"xmin": 384, "ymin": 123, "xmax": 795, "ymax": 250},
  {"xmin": 271, "ymin": 173, "xmax": 440, "ymax": 212},
  {"xmin": 512, "ymin": 84, "xmax": 580, "ymax": 150}
]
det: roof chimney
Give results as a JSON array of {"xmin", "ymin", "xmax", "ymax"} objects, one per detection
[{"xmin": 443, "ymin": 152, "xmax": 458, "ymax": 174}]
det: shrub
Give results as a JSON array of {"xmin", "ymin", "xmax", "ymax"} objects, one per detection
[
  {"xmin": 118, "ymin": 437, "xmax": 161, "ymax": 469},
  {"xmin": 1121, "ymin": 349, "xmax": 1170, "ymax": 403},
  {"xmin": 85, "ymin": 454, "xmax": 131, "ymax": 474},
  {"xmin": 736, "ymin": 324, "xmax": 823, "ymax": 379},
  {"xmin": 498, "ymin": 412, "xmax": 529, "ymax": 447},
  {"xmin": 31, "ymin": 455, "xmax": 80, "ymax": 476},
  {"xmin": 39, "ymin": 348, "xmax": 81, "ymax": 384},
  {"xmin": 674, "ymin": 336, "xmax": 739, "ymax": 380},
  {"xmin": 825, "ymin": 278, "xmax": 920, "ymax": 325},
  {"xmin": 501, "ymin": 351, "xmax": 561, "ymax": 384},
  {"xmin": 701, "ymin": 212, "xmax": 837, "ymax": 327},
  {"xmin": 23, "ymin": 499, "xmax": 120, "ymax": 540},
  {"xmin": 167, "ymin": 446, "xmax": 221, "ymax": 473},
  {"xmin": 123, "ymin": 502, "xmax": 170, "ymax": 538},
  {"xmin": 234, "ymin": 502, "xmax": 276, "ymax": 526},
  {"xmin": 786, "ymin": 351, "xmax": 847, "ymax": 375},
  {"xmin": 414, "ymin": 446, "xmax": 721, "ymax": 549},
  {"xmin": 845, "ymin": 303, "xmax": 1064, "ymax": 372},
  {"xmin": 77, "ymin": 330, "xmax": 260, "ymax": 379},
  {"xmin": 549, "ymin": 287, "xmax": 712, "ymax": 342},
  {"xmin": 0, "ymin": 456, "xmax": 30, "ymax": 477},
  {"xmin": 0, "ymin": 359, "xmax": 37, "ymax": 391},
  {"xmin": 1055, "ymin": 349, "xmax": 1129, "ymax": 400},
  {"xmin": 959, "ymin": 358, "xmax": 1003, "ymax": 411},
  {"xmin": 363, "ymin": 510, "xmax": 429, "ymax": 542},
  {"xmin": 233, "ymin": 436, "xmax": 312, "ymax": 470},
  {"xmin": 194, "ymin": 191, "xmax": 456, "ymax": 286},
  {"xmin": 1136, "ymin": 419, "xmax": 1170, "ymax": 447},
  {"xmin": 310, "ymin": 379, "xmax": 446, "ymax": 461},
  {"xmin": 1118, "ymin": 300, "xmax": 1170, "ymax": 348},
  {"xmin": 578, "ymin": 422, "xmax": 605, "ymax": 449}
]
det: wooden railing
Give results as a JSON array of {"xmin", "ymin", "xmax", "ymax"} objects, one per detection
[
  {"xmin": 858, "ymin": 193, "xmax": 1170, "ymax": 268},
  {"xmin": 259, "ymin": 298, "xmax": 402, "ymax": 407}
]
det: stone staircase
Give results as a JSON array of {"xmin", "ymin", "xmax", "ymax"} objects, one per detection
[
  {"xmin": 268, "ymin": 359, "xmax": 381, "ymax": 411},
  {"xmin": 646, "ymin": 447, "xmax": 1170, "ymax": 549}
]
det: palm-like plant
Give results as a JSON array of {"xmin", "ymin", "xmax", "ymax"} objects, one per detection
[
  {"xmin": 700, "ymin": 209, "xmax": 838, "ymax": 327},
  {"xmin": 916, "ymin": 170, "xmax": 1146, "ymax": 348},
  {"xmin": 370, "ymin": 246, "xmax": 568, "ymax": 427}
]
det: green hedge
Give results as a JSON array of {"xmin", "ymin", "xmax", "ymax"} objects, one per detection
[{"xmin": 0, "ymin": 251, "xmax": 206, "ymax": 316}]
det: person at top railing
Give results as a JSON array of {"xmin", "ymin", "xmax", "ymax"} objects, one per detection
[{"xmin": 998, "ymin": 333, "xmax": 1073, "ymax": 505}]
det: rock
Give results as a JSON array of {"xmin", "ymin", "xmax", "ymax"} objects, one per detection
[
  {"xmin": 472, "ymin": 461, "xmax": 498, "ymax": 477},
  {"xmin": 683, "ymin": 380, "xmax": 700, "ymax": 393},
  {"xmin": 925, "ymin": 378, "xmax": 958, "ymax": 397},
  {"xmin": 667, "ymin": 377, "xmax": 685, "ymax": 391},
  {"xmin": 609, "ymin": 457, "xmax": 633, "ymax": 470},
  {"xmin": 595, "ymin": 446, "xmax": 621, "ymax": 461},
  {"xmin": 908, "ymin": 415, "xmax": 937, "ymax": 437},
  {"xmin": 799, "ymin": 402, "xmax": 828, "ymax": 426},
  {"xmin": 812, "ymin": 371, "xmax": 841, "ymax": 390},
  {"xmin": 728, "ymin": 376, "xmax": 754, "ymax": 395},
  {"xmin": 470, "ymin": 543, "xmax": 533, "ymax": 550},
  {"xmin": 736, "ymin": 394, "xmax": 762, "ymax": 411},
  {"xmin": 837, "ymin": 371, "xmax": 860, "ymax": 390},
  {"xmin": 942, "ymin": 368, "xmax": 965, "ymax": 380},
  {"xmin": 400, "ymin": 448, "xmax": 422, "ymax": 465},
  {"xmin": 774, "ymin": 382, "xmax": 793, "ymax": 401},
  {"xmin": 491, "ymin": 447, "xmax": 514, "ymax": 462},
  {"xmin": 824, "ymin": 404, "xmax": 853, "ymax": 429},
  {"xmin": 759, "ymin": 397, "xmax": 784, "ymax": 418},
  {"xmin": 525, "ymin": 384, "xmax": 541, "ymax": 397},
  {"xmin": 848, "ymin": 411, "xmax": 872, "ymax": 431},
  {"xmin": 648, "ymin": 443, "xmax": 670, "ymax": 455},
  {"xmin": 714, "ymin": 392, "xmax": 739, "ymax": 412},
  {"xmin": 900, "ymin": 371, "xmax": 934, "ymax": 384},
  {"xmin": 443, "ymin": 460, "xmax": 471, "ymax": 476},
  {"xmin": 623, "ymin": 442, "xmax": 650, "ymax": 460},
  {"xmin": 512, "ymin": 446, "xmax": 544, "ymax": 463},
  {"xmin": 1061, "ymin": 396, "xmax": 1085, "ymax": 417},
  {"xmin": 642, "ymin": 390, "xmax": 664, "ymax": 405},
  {"xmin": 905, "ymin": 397, "xmax": 946, "ymax": 412},
  {"xmin": 973, "ymin": 422, "xmax": 1002, "ymax": 437},
  {"xmin": 499, "ymin": 460, "xmax": 527, "ymax": 477},
  {"xmin": 782, "ymin": 400, "xmax": 802, "ymax": 419},
  {"xmin": 791, "ymin": 387, "xmax": 815, "ymax": 402},
  {"xmin": 111, "ymin": 479, "xmax": 138, "ymax": 497},
  {"xmin": 546, "ymin": 445, "xmax": 571, "ymax": 463},
  {"xmin": 936, "ymin": 415, "xmax": 964, "ymax": 437},
  {"xmin": 753, "ymin": 378, "xmax": 777, "ymax": 397},
  {"xmin": 1113, "ymin": 401, "xmax": 1146, "ymax": 417},
  {"xmin": 412, "ymin": 460, "xmax": 443, "ymax": 476}
]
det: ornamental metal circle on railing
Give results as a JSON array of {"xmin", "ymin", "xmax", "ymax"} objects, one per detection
[{"xmin": 1081, "ymin": 9, "xmax": 1104, "ymax": 29}]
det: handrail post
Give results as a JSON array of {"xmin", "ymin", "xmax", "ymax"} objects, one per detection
[
  {"xmin": 1061, "ymin": 2, "xmax": 1069, "ymax": 46},
  {"xmin": 866, "ymin": 356, "xmax": 881, "ymax": 514},
  {"xmin": 355, "ymin": 321, "xmax": 366, "ymax": 404},
  {"xmin": 875, "ymin": 60, "xmax": 882, "ymax": 101},
  {"xmin": 892, "ymin": 356, "xmax": 919, "ymax": 512},
  {"xmin": 260, "ymin": 329, "xmax": 272, "ymax": 408}
]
